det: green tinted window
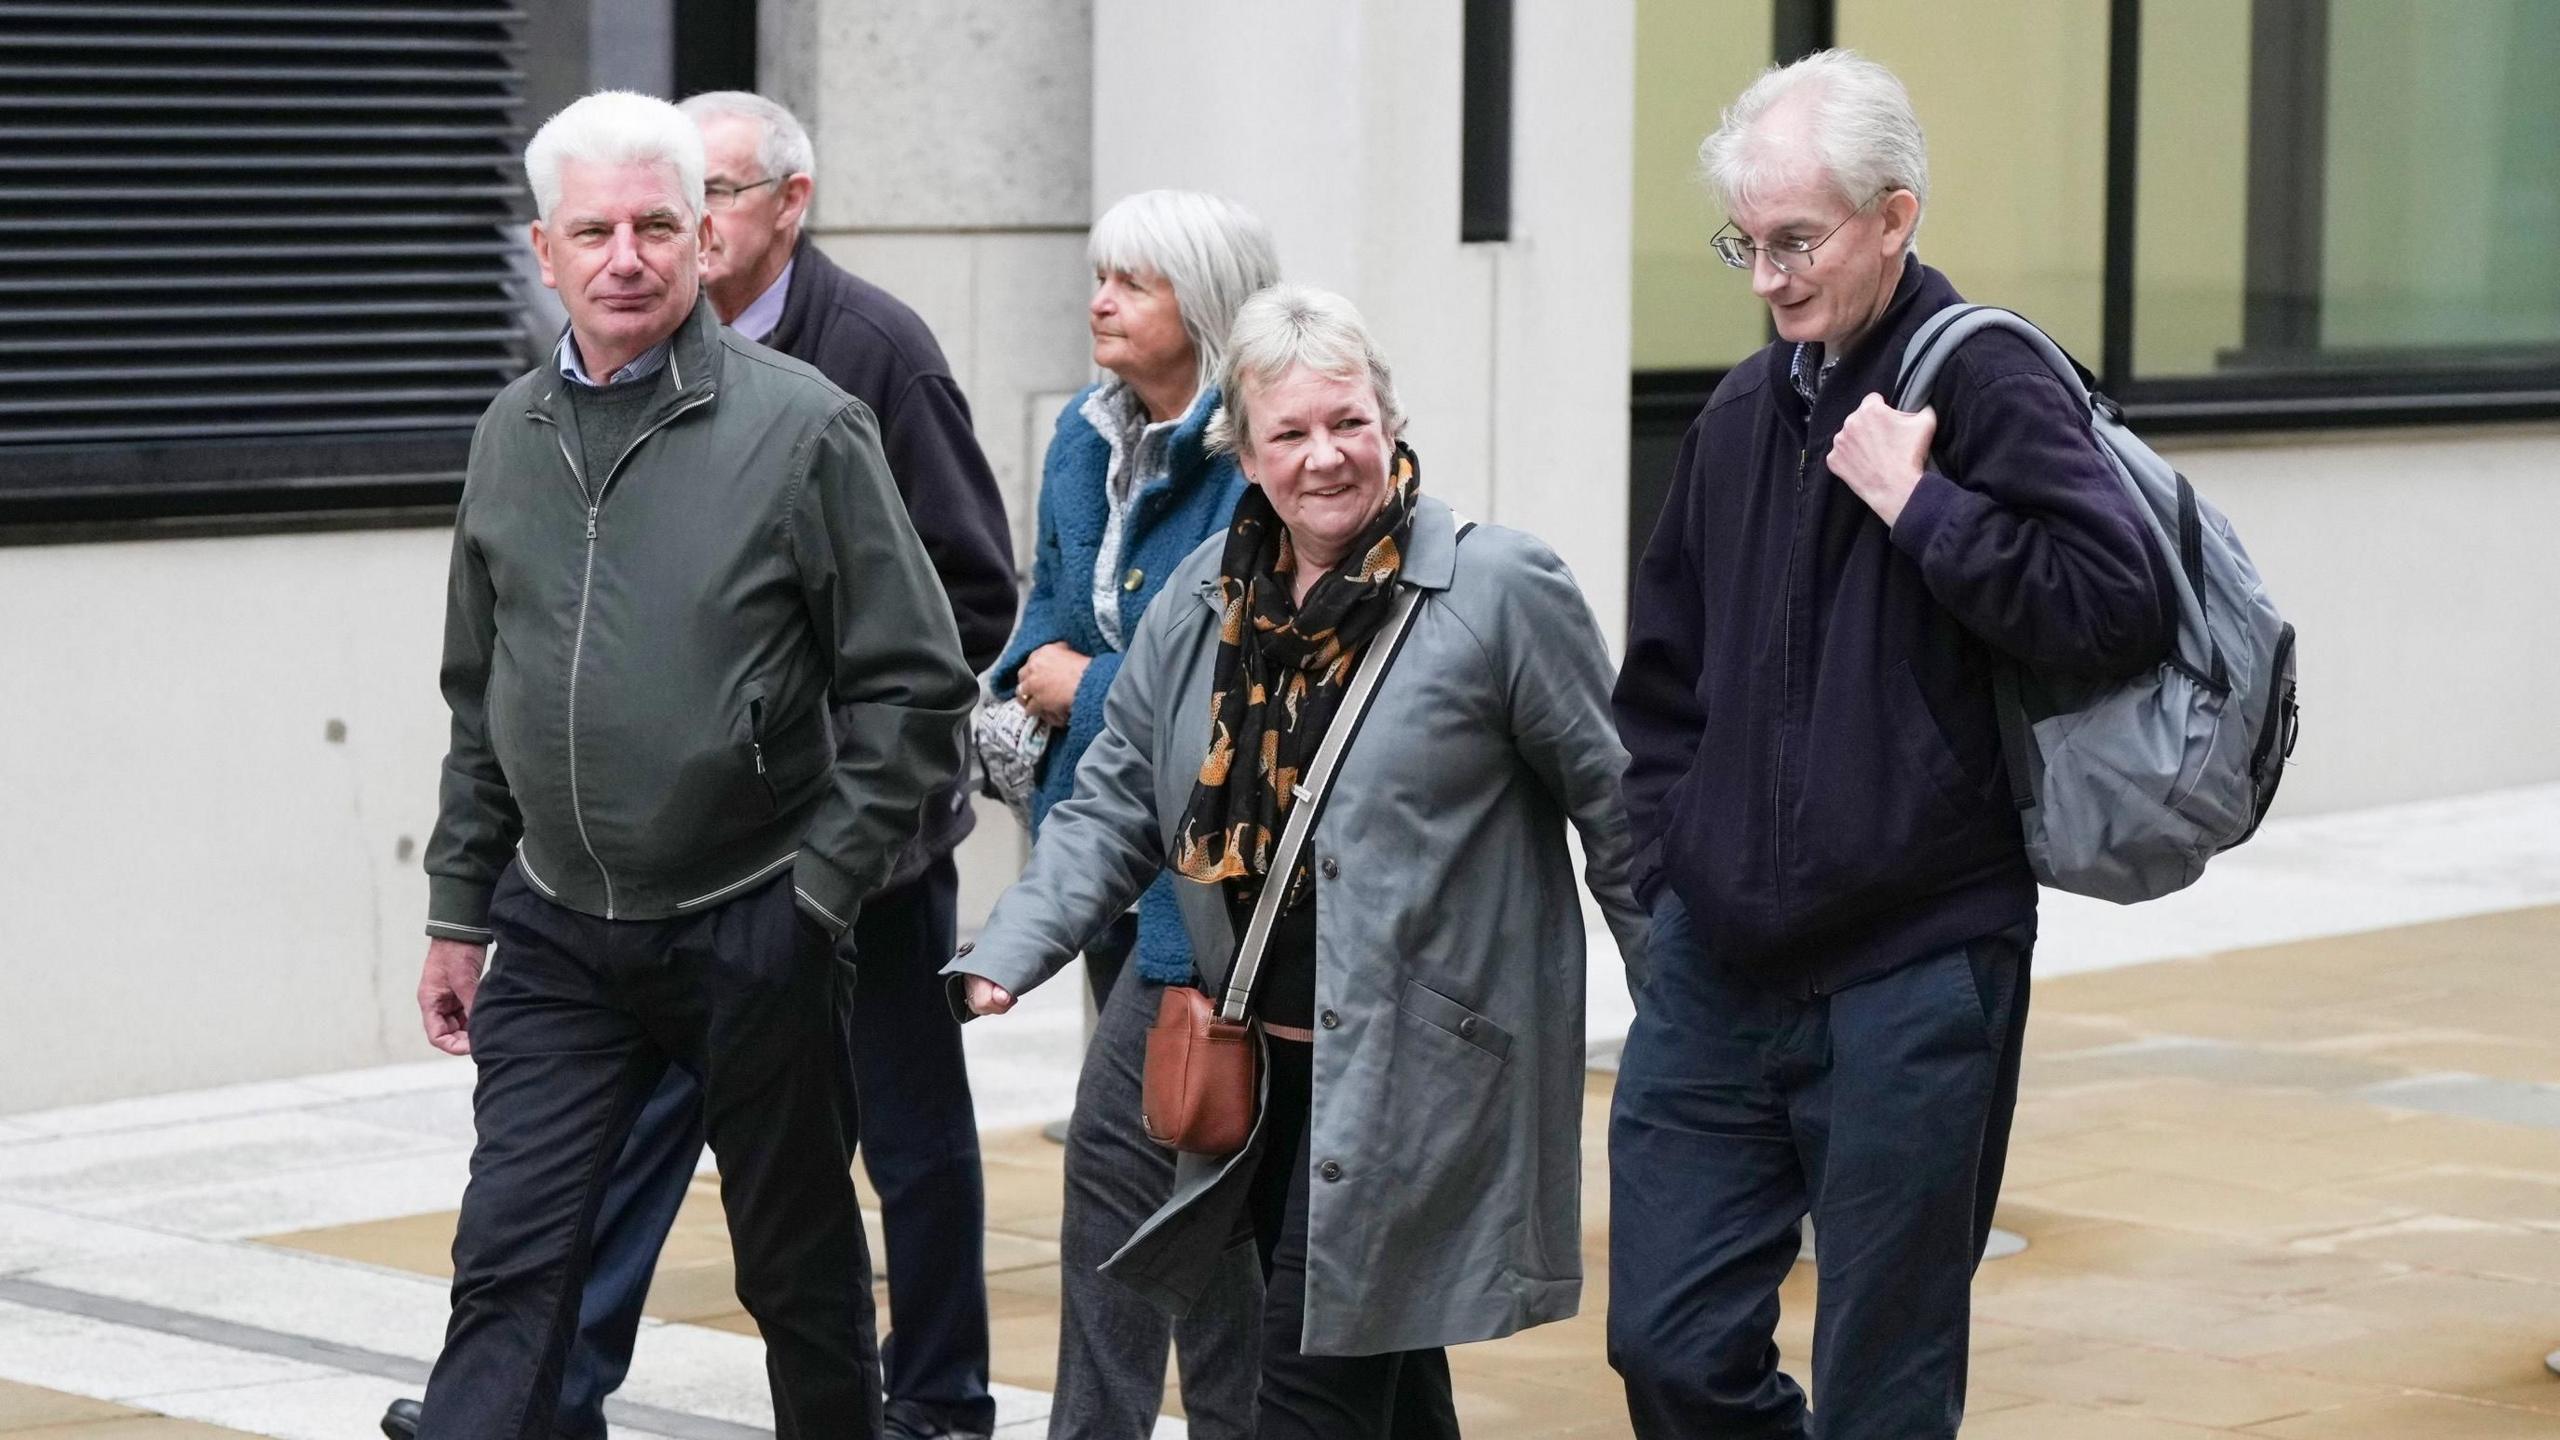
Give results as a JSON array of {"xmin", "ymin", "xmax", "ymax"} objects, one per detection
[
  {"xmin": 1630, "ymin": 0, "xmax": 1775, "ymax": 372},
  {"xmin": 2138, "ymin": 0, "xmax": 2560, "ymax": 378},
  {"xmin": 1836, "ymin": 0, "xmax": 2110, "ymax": 363}
]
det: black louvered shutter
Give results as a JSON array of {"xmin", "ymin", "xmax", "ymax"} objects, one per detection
[{"xmin": 0, "ymin": 1, "xmax": 528, "ymax": 520}]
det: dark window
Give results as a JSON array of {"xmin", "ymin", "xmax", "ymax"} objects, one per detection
[
  {"xmin": 0, "ymin": 2, "xmax": 529, "ymax": 526},
  {"xmin": 675, "ymin": 0, "xmax": 758, "ymax": 99},
  {"xmin": 1460, "ymin": 0, "xmax": 1513, "ymax": 244}
]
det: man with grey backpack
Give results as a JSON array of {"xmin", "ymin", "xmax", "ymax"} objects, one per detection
[{"xmin": 1607, "ymin": 50, "xmax": 2241, "ymax": 1439}]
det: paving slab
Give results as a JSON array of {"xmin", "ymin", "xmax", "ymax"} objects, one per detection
[{"xmin": 10, "ymin": 832, "xmax": 2560, "ymax": 1435}]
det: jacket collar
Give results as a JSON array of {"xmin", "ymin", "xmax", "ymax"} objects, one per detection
[
  {"xmin": 1775, "ymin": 252, "xmax": 1962, "ymax": 430},
  {"xmin": 527, "ymin": 294, "xmax": 724, "ymax": 425},
  {"xmin": 764, "ymin": 231, "xmax": 834, "ymax": 357},
  {"xmin": 1401, "ymin": 493, "xmax": 1460, "ymax": 592}
]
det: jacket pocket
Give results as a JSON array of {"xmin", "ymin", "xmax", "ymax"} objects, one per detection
[
  {"xmin": 1885, "ymin": 660, "xmax": 1975, "ymax": 821},
  {"xmin": 1399, "ymin": 980, "xmax": 1513, "ymax": 1063},
  {"xmin": 737, "ymin": 681, "xmax": 785, "ymax": 815}
]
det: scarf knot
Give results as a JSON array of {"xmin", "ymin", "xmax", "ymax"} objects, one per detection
[{"xmin": 1171, "ymin": 444, "xmax": 1421, "ymax": 911}]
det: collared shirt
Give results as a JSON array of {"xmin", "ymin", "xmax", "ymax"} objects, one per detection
[
  {"xmin": 555, "ymin": 327, "xmax": 672, "ymax": 388},
  {"xmin": 1078, "ymin": 379, "xmax": 1199, "ymax": 650},
  {"xmin": 1789, "ymin": 341, "xmax": 1839, "ymax": 406},
  {"xmin": 730, "ymin": 259, "xmax": 795, "ymax": 344}
]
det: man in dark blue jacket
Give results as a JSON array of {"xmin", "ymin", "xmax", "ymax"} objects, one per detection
[
  {"xmin": 1606, "ymin": 52, "xmax": 2174, "ymax": 1440},
  {"xmin": 385, "ymin": 92, "xmax": 1015, "ymax": 1440}
]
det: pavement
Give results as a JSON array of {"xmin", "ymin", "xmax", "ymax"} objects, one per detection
[{"xmin": 5, "ymin": 783, "xmax": 2560, "ymax": 1438}]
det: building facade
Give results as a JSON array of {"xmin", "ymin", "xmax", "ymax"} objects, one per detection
[{"xmin": 3, "ymin": 0, "xmax": 2553, "ymax": 1109}]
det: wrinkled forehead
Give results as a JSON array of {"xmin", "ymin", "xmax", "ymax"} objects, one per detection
[
  {"xmin": 1718, "ymin": 118, "xmax": 1854, "ymax": 236},
  {"xmin": 552, "ymin": 156, "xmax": 693, "ymax": 222},
  {"xmin": 1247, "ymin": 362, "xmax": 1378, "ymax": 417}
]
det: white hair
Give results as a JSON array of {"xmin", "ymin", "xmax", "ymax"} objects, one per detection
[
  {"xmin": 1699, "ymin": 49, "xmax": 1929, "ymax": 247},
  {"xmin": 1205, "ymin": 285, "xmax": 1406, "ymax": 456},
  {"xmin": 676, "ymin": 90, "xmax": 816, "ymax": 181},
  {"xmin": 524, "ymin": 90, "xmax": 707, "ymax": 223},
  {"xmin": 1087, "ymin": 190, "xmax": 1282, "ymax": 395}
]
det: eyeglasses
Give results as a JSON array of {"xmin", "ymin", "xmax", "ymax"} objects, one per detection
[
  {"xmin": 1710, "ymin": 192, "xmax": 1883, "ymax": 275},
  {"xmin": 703, "ymin": 176, "xmax": 782, "ymax": 210}
]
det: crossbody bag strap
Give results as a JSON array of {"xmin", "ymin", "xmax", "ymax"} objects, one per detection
[
  {"xmin": 1215, "ymin": 516, "xmax": 1477, "ymax": 1022},
  {"xmin": 1216, "ymin": 580, "xmax": 1424, "ymax": 1023}
]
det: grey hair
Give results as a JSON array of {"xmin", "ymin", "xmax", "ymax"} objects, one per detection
[
  {"xmin": 676, "ymin": 90, "xmax": 816, "ymax": 181},
  {"xmin": 1204, "ymin": 285, "xmax": 1406, "ymax": 456},
  {"xmin": 1088, "ymin": 190, "xmax": 1281, "ymax": 395},
  {"xmin": 526, "ymin": 90, "xmax": 707, "ymax": 223},
  {"xmin": 1699, "ymin": 49, "xmax": 1928, "ymax": 247}
]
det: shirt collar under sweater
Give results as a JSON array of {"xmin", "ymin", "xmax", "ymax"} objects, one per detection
[{"xmin": 555, "ymin": 327, "xmax": 672, "ymax": 388}]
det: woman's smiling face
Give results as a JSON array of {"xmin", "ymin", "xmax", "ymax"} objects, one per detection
[{"xmin": 1236, "ymin": 363, "xmax": 1393, "ymax": 573}]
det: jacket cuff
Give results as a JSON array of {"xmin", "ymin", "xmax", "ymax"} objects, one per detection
[
  {"xmin": 791, "ymin": 853, "xmax": 860, "ymax": 940},
  {"xmin": 1064, "ymin": 649, "xmax": 1124, "ymax": 757},
  {"xmin": 940, "ymin": 935, "xmax": 1051, "ymax": 1011},
  {"xmin": 425, "ymin": 875, "xmax": 495, "ymax": 944},
  {"xmin": 940, "ymin": 941, "xmax": 983, "ymax": 1024},
  {"xmin": 1888, "ymin": 468, "xmax": 1970, "ymax": 562}
]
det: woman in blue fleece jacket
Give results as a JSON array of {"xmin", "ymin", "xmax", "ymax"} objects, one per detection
[{"xmin": 984, "ymin": 187, "xmax": 1279, "ymax": 1438}]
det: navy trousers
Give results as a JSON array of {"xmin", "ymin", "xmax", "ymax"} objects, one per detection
[
  {"xmin": 552, "ymin": 856, "xmax": 992, "ymax": 1438},
  {"xmin": 419, "ymin": 866, "xmax": 879, "ymax": 1440},
  {"xmin": 1606, "ymin": 895, "xmax": 2031, "ymax": 1440}
]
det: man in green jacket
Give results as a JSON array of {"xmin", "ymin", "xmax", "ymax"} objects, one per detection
[{"xmin": 409, "ymin": 90, "xmax": 975, "ymax": 1440}]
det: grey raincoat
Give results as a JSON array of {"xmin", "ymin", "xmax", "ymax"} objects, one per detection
[{"xmin": 947, "ymin": 494, "xmax": 1647, "ymax": 1357}]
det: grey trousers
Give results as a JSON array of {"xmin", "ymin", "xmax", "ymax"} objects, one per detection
[{"xmin": 1050, "ymin": 967, "xmax": 1263, "ymax": 1440}]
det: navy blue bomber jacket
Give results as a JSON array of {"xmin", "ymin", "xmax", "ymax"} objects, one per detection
[{"xmin": 1614, "ymin": 256, "xmax": 2176, "ymax": 995}]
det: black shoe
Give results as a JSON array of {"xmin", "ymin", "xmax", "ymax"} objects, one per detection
[{"xmin": 380, "ymin": 1397, "xmax": 422, "ymax": 1440}]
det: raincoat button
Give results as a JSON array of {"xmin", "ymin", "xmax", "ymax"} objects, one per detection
[
  {"xmin": 1320, "ymin": 1160, "xmax": 1343, "ymax": 1182},
  {"xmin": 1320, "ymin": 1010, "xmax": 1340, "ymax": 1029},
  {"xmin": 1458, "ymin": 1016, "xmax": 1479, "ymax": 1039},
  {"xmin": 1320, "ymin": 857, "xmax": 1339, "ymax": 880}
]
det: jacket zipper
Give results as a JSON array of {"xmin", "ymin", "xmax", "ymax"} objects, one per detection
[
  {"xmin": 1774, "ymin": 445, "xmax": 1806, "ymax": 916},
  {"xmin": 527, "ymin": 384, "xmax": 715, "ymax": 919}
]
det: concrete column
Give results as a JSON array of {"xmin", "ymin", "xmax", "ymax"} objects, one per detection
[
  {"xmin": 760, "ymin": 0, "xmax": 1101, "ymax": 924},
  {"xmin": 1091, "ymin": 0, "xmax": 1635, "ymax": 640}
]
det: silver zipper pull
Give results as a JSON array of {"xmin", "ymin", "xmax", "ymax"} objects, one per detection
[
  {"xmin": 586, "ymin": 505, "xmax": 598, "ymax": 540},
  {"xmin": 751, "ymin": 741, "xmax": 766, "ymax": 774}
]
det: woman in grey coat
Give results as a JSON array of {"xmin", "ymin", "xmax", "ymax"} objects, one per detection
[{"xmin": 952, "ymin": 285, "xmax": 1647, "ymax": 1437}]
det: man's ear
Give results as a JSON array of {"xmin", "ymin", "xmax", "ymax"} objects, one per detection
[
  {"xmin": 1877, "ymin": 188, "xmax": 1921, "ymax": 258},
  {"xmin": 778, "ymin": 173, "xmax": 814, "ymax": 235},
  {"xmin": 529, "ymin": 220, "xmax": 558, "ymax": 290}
]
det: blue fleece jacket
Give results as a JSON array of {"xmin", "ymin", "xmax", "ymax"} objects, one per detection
[{"xmin": 991, "ymin": 383, "xmax": 1246, "ymax": 983}]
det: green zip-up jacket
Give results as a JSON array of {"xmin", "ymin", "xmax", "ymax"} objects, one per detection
[{"xmin": 424, "ymin": 297, "xmax": 975, "ymax": 943}]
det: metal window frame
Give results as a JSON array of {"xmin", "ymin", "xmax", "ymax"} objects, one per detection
[
  {"xmin": 2096, "ymin": 0, "xmax": 2558, "ymax": 425},
  {"xmin": 1638, "ymin": 0, "xmax": 2560, "ymax": 433}
]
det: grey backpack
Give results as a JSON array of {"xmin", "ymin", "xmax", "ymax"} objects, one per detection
[{"xmin": 1895, "ymin": 305, "xmax": 2300, "ymax": 903}]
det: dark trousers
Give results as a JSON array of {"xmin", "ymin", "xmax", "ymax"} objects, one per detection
[
  {"xmin": 1051, "ymin": 959, "xmax": 1262, "ymax": 1440},
  {"xmin": 1245, "ymin": 1039, "xmax": 1461, "ymax": 1440},
  {"xmin": 551, "ymin": 856, "xmax": 992, "ymax": 1437},
  {"xmin": 1080, "ymin": 912, "xmax": 1135, "ymax": 1011},
  {"xmin": 1606, "ymin": 895, "xmax": 2031, "ymax": 1440},
  {"xmin": 418, "ymin": 866, "xmax": 879, "ymax": 1440}
]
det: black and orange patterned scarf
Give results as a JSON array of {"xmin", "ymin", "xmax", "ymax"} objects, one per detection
[{"xmin": 1171, "ymin": 444, "xmax": 1422, "ymax": 919}]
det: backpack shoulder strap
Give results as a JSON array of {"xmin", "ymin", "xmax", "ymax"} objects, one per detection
[{"xmin": 1894, "ymin": 304, "xmax": 2095, "ymax": 413}]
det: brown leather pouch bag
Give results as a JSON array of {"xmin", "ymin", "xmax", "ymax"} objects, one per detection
[
  {"xmin": 1134, "ymin": 567, "xmax": 1437, "ymax": 1161},
  {"xmin": 1140, "ymin": 984, "xmax": 1259, "ymax": 1156}
]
